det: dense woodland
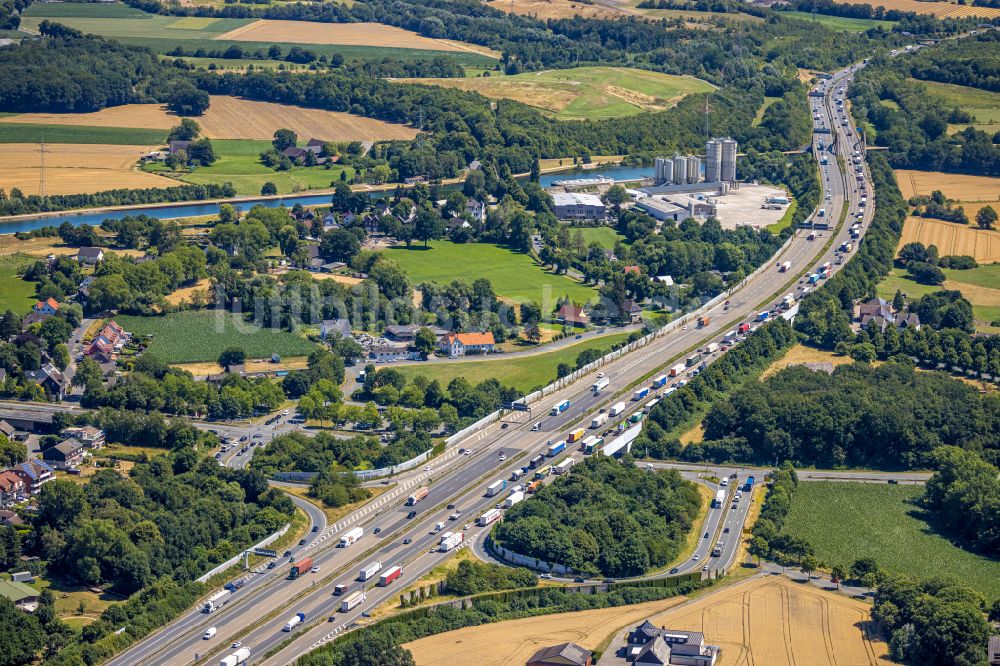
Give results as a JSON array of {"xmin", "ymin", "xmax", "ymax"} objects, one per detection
[
  {"xmin": 699, "ymin": 361, "xmax": 1000, "ymax": 468},
  {"xmin": 889, "ymin": 30, "xmax": 1000, "ymax": 93},
  {"xmin": 493, "ymin": 456, "xmax": 701, "ymax": 577}
]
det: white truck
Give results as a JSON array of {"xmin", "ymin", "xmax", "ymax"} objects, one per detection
[
  {"xmin": 439, "ymin": 531, "xmax": 464, "ymax": 552},
  {"xmin": 554, "ymin": 459, "xmax": 575, "ymax": 475},
  {"xmin": 203, "ymin": 590, "xmax": 228, "ymax": 613},
  {"xmin": 609, "ymin": 401, "xmax": 626, "ymax": 417},
  {"xmin": 485, "ymin": 479, "xmax": 507, "ymax": 497},
  {"xmin": 283, "ymin": 612, "xmax": 305, "ymax": 632},
  {"xmin": 220, "ymin": 647, "xmax": 251, "ymax": 666},
  {"xmin": 359, "ymin": 560, "xmax": 382, "ymax": 582},
  {"xmin": 590, "ymin": 412, "xmax": 609, "ymax": 429},
  {"xmin": 339, "ymin": 526, "xmax": 363, "ymax": 547},
  {"xmin": 706, "ymin": 342, "xmax": 719, "ymax": 354},
  {"xmin": 477, "ymin": 508, "xmax": 503, "ymax": 527},
  {"xmin": 591, "ymin": 377, "xmax": 610, "ymax": 393},
  {"xmin": 723, "ymin": 330, "xmax": 738, "ymax": 343},
  {"xmin": 340, "ymin": 590, "xmax": 366, "ymax": 612},
  {"xmin": 503, "ymin": 490, "xmax": 524, "ymax": 509}
]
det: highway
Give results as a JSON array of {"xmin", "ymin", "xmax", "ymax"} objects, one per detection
[
  {"xmin": 157, "ymin": 57, "xmax": 879, "ymax": 666},
  {"xmin": 1, "ymin": 56, "xmax": 879, "ymax": 666}
]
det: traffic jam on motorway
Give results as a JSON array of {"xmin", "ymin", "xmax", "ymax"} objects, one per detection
[{"xmin": 149, "ymin": 64, "xmax": 872, "ymax": 666}]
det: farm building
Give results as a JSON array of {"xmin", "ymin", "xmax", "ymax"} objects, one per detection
[
  {"xmin": 439, "ymin": 331, "xmax": 496, "ymax": 357},
  {"xmin": 0, "ymin": 579, "xmax": 39, "ymax": 611},
  {"xmin": 558, "ymin": 303, "xmax": 589, "ymax": 327},
  {"xmin": 526, "ymin": 642, "xmax": 593, "ymax": 666},
  {"xmin": 552, "ymin": 192, "xmax": 607, "ymax": 220},
  {"xmin": 76, "ymin": 247, "xmax": 105, "ymax": 264}
]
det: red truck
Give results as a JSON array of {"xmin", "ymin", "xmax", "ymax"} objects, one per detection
[
  {"xmin": 289, "ymin": 556, "xmax": 313, "ymax": 579},
  {"xmin": 738, "ymin": 323, "xmax": 751, "ymax": 334},
  {"xmin": 378, "ymin": 565, "xmax": 403, "ymax": 587}
]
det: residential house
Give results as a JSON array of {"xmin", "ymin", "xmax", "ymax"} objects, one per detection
[
  {"xmin": 61, "ymin": 426, "xmax": 105, "ymax": 450},
  {"xmin": 86, "ymin": 320, "xmax": 130, "ymax": 360},
  {"xmin": 33, "ymin": 298, "xmax": 60, "ymax": 316},
  {"xmin": 624, "ymin": 265, "xmax": 642, "ymax": 275},
  {"xmin": 622, "ymin": 299, "xmax": 643, "ymax": 323},
  {"xmin": 557, "ymin": 303, "xmax": 589, "ymax": 328},
  {"xmin": 78, "ymin": 276, "xmax": 94, "ymax": 300},
  {"xmin": 0, "ymin": 509, "xmax": 23, "ymax": 526},
  {"xmin": 21, "ymin": 312, "xmax": 51, "ymax": 327},
  {"xmin": 321, "ymin": 319, "xmax": 353, "ymax": 341},
  {"xmin": 305, "ymin": 244, "xmax": 324, "ymax": 270},
  {"xmin": 10, "ymin": 460, "xmax": 54, "ymax": 495},
  {"xmin": 0, "ymin": 419, "xmax": 14, "ymax": 440},
  {"xmin": 76, "ymin": 247, "xmax": 105, "ymax": 265},
  {"xmin": 466, "ymin": 199, "xmax": 487, "ymax": 223},
  {"xmin": 627, "ymin": 622, "xmax": 719, "ymax": 666},
  {"xmin": 281, "ymin": 146, "xmax": 310, "ymax": 164},
  {"xmin": 322, "ymin": 212, "xmax": 339, "ymax": 229},
  {"xmin": 0, "ymin": 579, "xmax": 40, "ymax": 611},
  {"xmin": 25, "ymin": 364, "xmax": 67, "ymax": 400},
  {"xmin": 856, "ymin": 297, "xmax": 921, "ymax": 332},
  {"xmin": 439, "ymin": 331, "xmax": 495, "ymax": 358},
  {"xmin": 0, "ymin": 470, "xmax": 27, "ymax": 507},
  {"xmin": 42, "ymin": 438, "xmax": 85, "ymax": 470},
  {"xmin": 304, "ymin": 139, "xmax": 327, "ymax": 155},
  {"xmin": 320, "ymin": 261, "xmax": 347, "ymax": 273},
  {"xmin": 526, "ymin": 642, "xmax": 593, "ymax": 666}
]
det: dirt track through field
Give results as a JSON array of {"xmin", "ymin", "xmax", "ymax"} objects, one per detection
[
  {"xmin": 214, "ymin": 20, "xmax": 499, "ymax": 57},
  {"xmin": 0, "ymin": 143, "xmax": 178, "ymax": 196}
]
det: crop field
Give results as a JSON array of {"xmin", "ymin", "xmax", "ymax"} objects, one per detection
[
  {"xmin": 0, "ymin": 123, "xmax": 168, "ymax": 145},
  {"xmin": 635, "ymin": 576, "xmax": 890, "ymax": 666},
  {"xmin": 0, "ymin": 143, "xmax": 179, "ymax": 196},
  {"xmin": 0, "ymin": 255, "xmax": 38, "ymax": 314},
  {"xmin": 385, "ymin": 241, "xmax": 597, "ymax": 306},
  {"xmin": 897, "ymin": 170, "xmax": 999, "ymax": 202},
  {"xmin": 394, "ymin": 332, "xmax": 630, "ymax": 393},
  {"xmin": 780, "ymin": 11, "xmax": 896, "ymax": 31},
  {"xmin": 783, "ymin": 482, "xmax": 1000, "ymax": 600},
  {"xmin": 402, "ymin": 67, "xmax": 714, "ymax": 121},
  {"xmin": 177, "ymin": 139, "xmax": 353, "ymax": 195},
  {"xmin": 898, "ymin": 217, "xmax": 1000, "ymax": 264},
  {"xmin": 827, "ymin": 0, "xmax": 1000, "ymax": 17},
  {"xmin": 487, "ymin": 0, "xmax": 759, "ymax": 22},
  {"xmin": 114, "ymin": 311, "xmax": 318, "ymax": 363},
  {"xmin": 215, "ymin": 20, "xmax": 499, "ymax": 58},
  {"xmin": 2, "ymin": 96, "xmax": 419, "ymax": 144},
  {"xmin": 20, "ymin": 4, "xmax": 251, "ymax": 40},
  {"xmin": 404, "ymin": 595, "xmax": 689, "ymax": 666}
]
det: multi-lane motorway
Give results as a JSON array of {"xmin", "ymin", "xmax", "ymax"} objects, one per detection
[
  {"xmin": 0, "ymin": 54, "xmax": 883, "ymax": 666},
  {"xmin": 94, "ymin": 56, "xmax": 884, "ymax": 666}
]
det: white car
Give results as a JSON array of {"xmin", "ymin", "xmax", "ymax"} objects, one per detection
[
  {"xmin": 310, "ymin": 566, "xmax": 320, "ymax": 573},
  {"xmin": 232, "ymin": 641, "xmax": 242, "ymax": 649},
  {"xmin": 693, "ymin": 554, "xmax": 700, "ymax": 561}
]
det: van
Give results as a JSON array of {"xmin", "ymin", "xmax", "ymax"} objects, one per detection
[{"xmin": 203, "ymin": 627, "xmax": 217, "ymax": 640}]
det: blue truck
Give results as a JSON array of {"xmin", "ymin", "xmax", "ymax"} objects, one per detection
[
  {"xmin": 744, "ymin": 476, "xmax": 755, "ymax": 492},
  {"xmin": 632, "ymin": 387, "xmax": 650, "ymax": 401},
  {"xmin": 756, "ymin": 311, "xmax": 770, "ymax": 322},
  {"xmin": 550, "ymin": 400, "xmax": 570, "ymax": 416},
  {"xmin": 547, "ymin": 440, "xmax": 566, "ymax": 457},
  {"xmin": 652, "ymin": 375, "xmax": 668, "ymax": 388}
]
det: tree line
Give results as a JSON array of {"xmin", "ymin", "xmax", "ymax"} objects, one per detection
[{"xmin": 493, "ymin": 455, "xmax": 702, "ymax": 577}]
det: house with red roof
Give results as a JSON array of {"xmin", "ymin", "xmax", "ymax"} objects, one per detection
[{"xmin": 439, "ymin": 332, "xmax": 495, "ymax": 357}]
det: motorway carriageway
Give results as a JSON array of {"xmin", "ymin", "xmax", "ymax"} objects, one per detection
[{"xmin": 114, "ymin": 58, "xmax": 874, "ymax": 666}]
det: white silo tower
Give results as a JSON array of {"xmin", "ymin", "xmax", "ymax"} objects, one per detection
[
  {"xmin": 705, "ymin": 139, "xmax": 722, "ymax": 183},
  {"xmin": 687, "ymin": 155, "xmax": 701, "ymax": 184},
  {"xmin": 721, "ymin": 138, "xmax": 738, "ymax": 183},
  {"xmin": 672, "ymin": 154, "xmax": 687, "ymax": 185}
]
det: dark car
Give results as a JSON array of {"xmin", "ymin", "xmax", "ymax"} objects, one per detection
[
  {"xmin": 311, "ymin": 526, "xmax": 319, "ymax": 532},
  {"xmin": 407, "ymin": 511, "xmax": 417, "ymax": 519},
  {"xmin": 328, "ymin": 615, "xmax": 336, "ymax": 622},
  {"xmin": 723, "ymin": 527, "xmax": 730, "ymax": 534},
  {"xmin": 299, "ymin": 539, "xmax": 306, "ymax": 545},
  {"xmin": 887, "ymin": 479, "xmax": 899, "ymax": 485},
  {"xmin": 574, "ymin": 577, "xmax": 586, "ymax": 583},
  {"xmin": 730, "ymin": 473, "xmax": 738, "ymax": 479},
  {"xmin": 501, "ymin": 423, "xmax": 509, "ymax": 429},
  {"xmin": 458, "ymin": 448, "xmax": 466, "ymax": 454},
  {"xmin": 447, "ymin": 504, "xmax": 456, "ymax": 510},
  {"xmin": 403, "ymin": 538, "xmax": 412, "ymax": 545},
  {"xmin": 267, "ymin": 561, "xmax": 276, "ymax": 569},
  {"xmin": 603, "ymin": 578, "xmax": 615, "ymax": 584},
  {"xmin": 669, "ymin": 568, "xmax": 679, "ymax": 574},
  {"xmin": 373, "ymin": 527, "xmax": 382, "ymax": 535},
  {"xmin": 283, "ymin": 550, "xmax": 292, "ymax": 557}
]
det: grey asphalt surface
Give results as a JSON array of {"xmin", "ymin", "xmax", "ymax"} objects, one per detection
[{"xmin": 2, "ymin": 54, "xmax": 885, "ymax": 666}]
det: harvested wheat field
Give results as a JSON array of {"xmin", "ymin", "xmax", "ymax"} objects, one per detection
[
  {"xmin": 639, "ymin": 576, "xmax": 890, "ymax": 666},
  {"xmin": 0, "ymin": 105, "xmax": 178, "ymax": 130},
  {"xmin": 486, "ymin": 0, "xmax": 633, "ymax": 19},
  {"xmin": 404, "ymin": 595, "xmax": 687, "ymax": 666},
  {"xmin": 172, "ymin": 356, "xmax": 309, "ymax": 377},
  {"xmin": 0, "ymin": 143, "xmax": 178, "ymax": 196},
  {"xmin": 760, "ymin": 343, "xmax": 855, "ymax": 380},
  {"xmin": 215, "ymin": 20, "xmax": 499, "ymax": 57},
  {"xmin": 2, "ymin": 96, "xmax": 420, "ymax": 142},
  {"xmin": 832, "ymin": 0, "xmax": 1000, "ymax": 17},
  {"xmin": 895, "ymin": 169, "xmax": 1000, "ymax": 202},
  {"xmin": 899, "ymin": 217, "xmax": 1000, "ymax": 264}
]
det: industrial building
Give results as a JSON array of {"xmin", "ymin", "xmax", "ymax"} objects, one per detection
[
  {"xmin": 653, "ymin": 138, "xmax": 736, "ymax": 188},
  {"xmin": 551, "ymin": 192, "xmax": 607, "ymax": 220},
  {"xmin": 705, "ymin": 137, "xmax": 738, "ymax": 184},
  {"xmin": 635, "ymin": 194, "xmax": 717, "ymax": 222}
]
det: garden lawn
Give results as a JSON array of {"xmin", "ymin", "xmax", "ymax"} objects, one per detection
[
  {"xmin": 876, "ymin": 265, "xmax": 1000, "ymax": 331},
  {"xmin": 575, "ymin": 226, "xmax": 626, "ymax": 250},
  {"xmin": 394, "ymin": 332, "xmax": 630, "ymax": 393},
  {"xmin": 178, "ymin": 139, "xmax": 353, "ymax": 195},
  {"xmin": 385, "ymin": 241, "xmax": 598, "ymax": 307},
  {"xmin": 782, "ymin": 481, "xmax": 1000, "ymax": 600},
  {"xmin": 115, "ymin": 310, "xmax": 318, "ymax": 363},
  {"xmin": 0, "ymin": 255, "xmax": 40, "ymax": 314}
]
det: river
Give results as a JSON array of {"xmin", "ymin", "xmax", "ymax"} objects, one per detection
[{"xmin": 0, "ymin": 164, "xmax": 654, "ymax": 235}]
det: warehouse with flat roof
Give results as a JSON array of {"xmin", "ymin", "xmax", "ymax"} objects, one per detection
[{"xmin": 552, "ymin": 192, "xmax": 607, "ymax": 220}]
